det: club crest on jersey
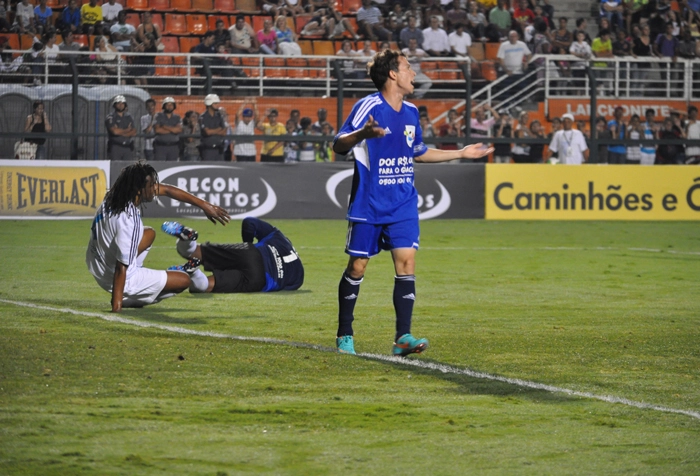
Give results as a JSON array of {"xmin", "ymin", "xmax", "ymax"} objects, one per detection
[{"xmin": 404, "ymin": 125, "xmax": 415, "ymax": 147}]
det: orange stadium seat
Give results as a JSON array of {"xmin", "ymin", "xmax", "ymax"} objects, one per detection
[
  {"xmin": 241, "ymin": 56, "xmax": 260, "ymax": 76},
  {"xmin": 214, "ymin": 0, "xmax": 235, "ymax": 11},
  {"xmin": 421, "ymin": 61, "xmax": 438, "ymax": 71},
  {"xmin": 342, "ymin": 0, "xmax": 361, "ymax": 13},
  {"xmin": 186, "ymin": 14, "xmax": 208, "ymax": 35},
  {"xmin": 173, "ymin": 53, "xmax": 192, "ymax": 75},
  {"xmin": 264, "ymin": 57, "xmax": 286, "ymax": 77},
  {"xmin": 127, "ymin": 0, "xmax": 149, "ymax": 10},
  {"xmin": 5, "ymin": 34, "xmax": 21, "ymax": 57},
  {"xmin": 295, "ymin": 15, "xmax": 315, "ymax": 35},
  {"xmin": 480, "ymin": 60, "xmax": 497, "ymax": 81},
  {"xmin": 468, "ymin": 43, "xmax": 485, "ymax": 62},
  {"xmin": 164, "ymin": 13, "xmax": 188, "ymax": 35},
  {"xmin": 191, "ymin": 0, "xmax": 214, "ymax": 12},
  {"xmin": 312, "ymin": 40, "xmax": 334, "ymax": 55},
  {"xmin": 286, "ymin": 57, "xmax": 307, "ymax": 78},
  {"xmin": 424, "ymin": 70, "xmax": 440, "ymax": 80},
  {"xmin": 484, "ymin": 42, "xmax": 499, "ymax": 60},
  {"xmin": 178, "ymin": 35, "xmax": 200, "ymax": 52},
  {"xmin": 124, "ymin": 12, "xmax": 141, "ymax": 28},
  {"xmin": 297, "ymin": 39, "xmax": 313, "ymax": 55},
  {"xmin": 19, "ymin": 33, "xmax": 36, "ymax": 50},
  {"xmin": 233, "ymin": 0, "xmax": 258, "ymax": 12},
  {"xmin": 149, "ymin": 0, "xmax": 172, "ymax": 11},
  {"xmin": 46, "ymin": 0, "xmax": 63, "ymax": 8},
  {"xmin": 208, "ymin": 14, "xmax": 230, "ymax": 30},
  {"xmin": 154, "ymin": 55, "xmax": 175, "ymax": 75},
  {"xmin": 308, "ymin": 57, "xmax": 326, "ymax": 77},
  {"xmin": 151, "ymin": 13, "xmax": 165, "ymax": 32},
  {"xmin": 440, "ymin": 70, "xmax": 460, "ymax": 80},
  {"xmin": 72, "ymin": 34, "xmax": 89, "ymax": 47},
  {"xmin": 252, "ymin": 15, "xmax": 272, "ymax": 33},
  {"xmin": 160, "ymin": 35, "xmax": 180, "ymax": 52},
  {"xmin": 170, "ymin": 0, "xmax": 192, "ymax": 10}
]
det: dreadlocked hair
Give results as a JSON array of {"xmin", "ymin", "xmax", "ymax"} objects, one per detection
[{"xmin": 104, "ymin": 161, "xmax": 159, "ymax": 214}]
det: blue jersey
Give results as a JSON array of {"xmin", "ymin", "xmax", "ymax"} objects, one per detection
[
  {"xmin": 335, "ymin": 92, "xmax": 428, "ymax": 224},
  {"xmin": 607, "ymin": 119, "xmax": 627, "ymax": 154},
  {"xmin": 244, "ymin": 218, "xmax": 304, "ymax": 292}
]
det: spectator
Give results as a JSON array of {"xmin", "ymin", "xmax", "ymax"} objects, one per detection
[
  {"xmin": 0, "ymin": 2, "xmax": 9, "ymax": 32},
  {"xmin": 260, "ymin": 0, "xmax": 288, "ymax": 18},
  {"xmin": 404, "ymin": 0, "xmax": 424, "ymax": 29},
  {"xmin": 511, "ymin": 110, "xmax": 532, "ymax": 163},
  {"xmin": 386, "ymin": 16, "xmax": 402, "ymax": 43},
  {"xmin": 57, "ymin": 0, "xmax": 80, "ymax": 34},
  {"xmin": 130, "ymin": 32, "xmax": 156, "ymax": 85},
  {"xmin": 422, "ymin": 15, "xmax": 450, "ymax": 56},
  {"xmin": 153, "ymin": 97, "xmax": 182, "ymax": 162},
  {"xmin": 676, "ymin": 25, "xmax": 696, "ymax": 61},
  {"xmin": 288, "ymin": 109, "xmax": 301, "ymax": 132},
  {"xmin": 388, "ymin": 2, "xmax": 406, "ymax": 30},
  {"xmin": 591, "ymin": 28, "xmax": 614, "ymax": 96},
  {"xmin": 551, "ymin": 17, "xmax": 572, "ymax": 53},
  {"xmin": 101, "ymin": 0, "xmax": 122, "ymax": 30},
  {"xmin": 423, "ymin": 4, "xmax": 445, "ymax": 30},
  {"xmin": 210, "ymin": 19, "xmax": 230, "ymax": 49},
  {"xmin": 625, "ymin": 113, "xmax": 644, "ymax": 164},
  {"xmin": 283, "ymin": 119, "xmax": 299, "ymax": 162},
  {"xmin": 545, "ymin": 113, "xmax": 589, "ymax": 164},
  {"xmin": 445, "ymin": 3, "xmax": 468, "ymax": 32},
  {"xmin": 199, "ymin": 94, "xmax": 228, "ymax": 161},
  {"xmin": 256, "ymin": 18, "xmax": 277, "ymax": 54},
  {"xmin": 80, "ymin": 0, "xmax": 102, "ymax": 35},
  {"xmin": 528, "ymin": 119, "xmax": 545, "ymax": 163},
  {"xmin": 336, "ymin": 39, "xmax": 359, "ymax": 79},
  {"xmin": 233, "ymin": 103, "xmax": 258, "ymax": 162},
  {"xmin": 469, "ymin": 104, "xmax": 500, "ymax": 140},
  {"xmin": 592, "ymin": 116, "xmax": 610, "ymax": 163},
  {"xmin": 354, "ymin": 41, "xmax": 376, "ymax": 73},
  {"xmin": 93, "ymin": 35, "xmax": 119, "ymax": 84},
  {"xmin": 136, "ymin": 12, "xmax": 162, "ymax": 50},
  {"xmin": 33, "ymin": 0, "xmax": 53, "ymax": 36},
  {"xmin": 312, "ymin": 107, "xmax": 334, "ymax": 134},
  {"xmin": 181, "ymin": 110, "xmax": 201, "ymax": 161},
  {"xmin": 274, "ymin": 15, "xmax": 302, "ymax": 55},
  {"xmin": 400, "ymin": 15, "xmax": 424, "ymax": 49},
  {"xmin": 600, "ymin": 0, "xmax": 624, "ymax": 32},
  {"xmin": 193, "ymin": 33, "xmax": 241, "ymax": 91},
  {"xmin": 496, "ymin": 30, "xmax": 531, "ymax": 88},
  {"xmin": 573, "ymin": 18, "xmax": 592, "ymax": 44},
  {"xmin": 58, "ymin": 29, "xmax": 81, "ymax": 57},
  {"xmin": 449, "ymin": 23, "xmax": 472, "ymax": 57},
  {"xmin": 466, "ymin": 1, "xmax": 488, "ymax": 41},
  {"xmin": 326, "ymin": 3, "xmax": 359, "ymax": 40},
  {"xmin": 657, "ymin": 117, "xmax": 683, "ymax": 164},
  {"xmin": 356, "ymin": 0, "xmax": 391, "ymax": 41},
  {"xmin": 532, "ymin": 5, "xmax": 550, "ymax": 30},
  {"xmin": 315, "ymin": 121, "xmax": 335, "ymax": 162},
  {"xmin": 401, "ymin": 37, "xmax": 432, "ymax": 98},
  {"xmin": 577, "ymin": 119, "xmax": 589, "ymax": 139},
  {"xmin": 513, "ymin": 0, "xmax": 535, "ymax": 33},
  {"xmin": 653, "ymin": 22, "xmax": 680, "ymax": 96},
  {"xmin": 257, "ymin": 108, "xmax": 286, "ymax": 162},
  {"xmin": 631, "ymin": 23, "xmax": 653, "ymax": 95},
  {"xmin": 420, "ymin": 114, "xmax": 437, "ymax": 149},
  {"xmin": 488, "ymin": 0, "xmax": 512, "ymax": 41},
  {"xmin": 627, "ymin": 0, "xmax": 652, "ymax": 34},
  {"xmin": 607, "ymin": 105, "xmax": 627, "ymax": 163},
  {"xmin": 685, "ymin": 105, "xmax": 700, "ymax": 164},
  {"xmin": 493, "ymin": 113, "xmax": 513, "ymax": 163},
  {"xmin": 295, "ymin": 116, "xmax": 315, "ymax": 162},
  {"xmin": 283, "ymin": 0, "xmax": 304, "ymax": 17},
  {"xmin": 110, "ymin": 12, "xmax": 135, "ymax": 52},
  {"xmin": 639, "ymin": 108, "xmax": 657, "ymax": 165},
  {"xmin": 140, "ymin": 98, "xmax": 156, "ymax": 161},
  {"xmin": 105, "ymin": 95, "xmax": 135, "ymax": 161},
  {"xmin": 229, "ymin": 14, "xmax": 260, "ymax": 54},
  {"xmin": 14, "ymin": 0, "xmax": 36, "ymax": 35},
  {"xmin": 24, "ymin": 100, "xmax": 51, "ymax": 160},
  {"xmin": 439, "ymin": 108, "xmax": 463, "ymax": 151}
]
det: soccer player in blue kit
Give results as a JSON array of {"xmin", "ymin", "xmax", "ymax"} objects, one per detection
[
  {"xmin": 333, "ymin": 49, "xmax": 494, "ymax": 356},
  {"xmin": 162, "ymin": 217, "xmax": 303, "ymax": 294}
]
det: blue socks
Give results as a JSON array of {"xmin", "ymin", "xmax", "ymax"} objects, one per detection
[
  {"xmin": 394, "ymin": 275, "xmax": 416, "ymax": 341},
  {"xmin": 337, "ymin": 271, "xmax": 363, "ymax": 337}
]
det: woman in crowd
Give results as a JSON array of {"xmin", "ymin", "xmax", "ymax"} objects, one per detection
[
  {"xmin": 93, "ymin": 35, "xmax": 120, "ymax": 84},
  {"xmin": 24, "ymin": 100, "xmax": 52, "ymax": 160},
  {"xmin": 274, "ymin": 15, "xmax": 302, "ymax": 55}
]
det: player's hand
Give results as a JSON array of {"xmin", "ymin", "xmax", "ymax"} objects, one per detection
[
  {"xmin": 459, "ymin": 143, "xmax": 494, "ymax": 160},
  {"xmin": 360, "ymin": 115, "xmax": 386, "ymax": 140},
  {"xmin": 202, "ymin": 203, "xmax": 231, "ymax": 225},
  {"xmin": 111, "ymin": 297, "xmax": 122, "ymax": 313}
]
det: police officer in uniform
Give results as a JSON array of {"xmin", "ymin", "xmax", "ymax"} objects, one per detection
[
  {"xmin": 199, "ymin": 94, "xmax": 228, "ymax": 161},
  {"xmin": 153, "ymin": 97, "xmax": 182, "ymax": 161},
  {"xmin": 105, "ymin": 95, "xmax": 136, "ymax": 161}
]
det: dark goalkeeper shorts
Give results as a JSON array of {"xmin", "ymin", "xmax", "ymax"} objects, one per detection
[{"xmin": 199, "ymin": 242, "xmax": 266, "ymax": 293}]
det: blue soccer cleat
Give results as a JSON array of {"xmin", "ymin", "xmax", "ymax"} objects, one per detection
[
  {"xmin": 167, "ymin": 257, "xmax": 201, "ymax": 274},
  {"xmin": 392, "ymin": 334, "xmax": 429, "ymax": 357},
  {"xmin": 162, "ymin": 221, "xmax": 198, "ymax": 241},
  {"xmin": 336, "ymin": 335, "xmax": 356, "ymax": 355}
]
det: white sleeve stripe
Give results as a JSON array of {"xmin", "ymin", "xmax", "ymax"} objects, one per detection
[{"xmin": 351, "ymin": 97, "xmax": 382, "ymax": 129}]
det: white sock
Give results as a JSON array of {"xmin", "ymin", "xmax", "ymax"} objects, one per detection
[
  {"xmin": 188, "ymin": 269, "xmax": 209, "ymax": 293},
  {"xmin": 176, "ymin": 239, "xmax": 197, "ymax": 259}
]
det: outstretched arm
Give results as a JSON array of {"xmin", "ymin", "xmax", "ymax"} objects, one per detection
[
  {"xmin": 333, "ymin": 114, "xmax": 386, "ymax": 154},
  {"xmin": 416, "ymin": 143, "xmax": 494, "ymax": 163},
  {"xmin": 156, "ymin": 183, "xmax": 230, "ymax": 225}
]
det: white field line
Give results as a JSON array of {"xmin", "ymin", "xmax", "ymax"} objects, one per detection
[{"xmin": 1, "ymin": 298, "xmax": 699, "ymax": 422}]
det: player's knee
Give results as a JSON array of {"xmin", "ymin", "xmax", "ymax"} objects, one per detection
[
  {"xmin": 165, "ymin": 270, "xmax": 192, "ymax": 293},
  {"xmin": 346, "ymin": 258, "xmax": 368, "ymax": 278}
]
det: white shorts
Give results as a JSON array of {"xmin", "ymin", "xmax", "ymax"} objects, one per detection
[{"xmin": 93, "ymin": 267, "xmax": 168, "ymax": 308}]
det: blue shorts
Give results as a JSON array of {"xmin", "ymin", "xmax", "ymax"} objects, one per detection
[{"xmin": 345, "ymin": 219, "xmax": 420, "ymax": 258}]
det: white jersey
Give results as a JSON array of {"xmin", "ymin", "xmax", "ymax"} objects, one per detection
[
  {"xmin": 548, "ymin": 129, "xmax": 588, "ymax": 165},
  {"xmin": 86, "ymin": 201, "xmax": 144, "ymax": 291},
  {"xmin": 234, "ymin": 119, "xmax": 256, "ymax": 157}
]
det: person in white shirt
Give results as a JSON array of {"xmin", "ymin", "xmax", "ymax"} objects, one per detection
[
  {"xmin": 496, "ymin": 30, "xmax": 531, "ymax": 75},
  {"xmin": 101, "ymin": 0, "xmax": 122, "ymax": 27},
  {"xmin": 401, "ymin": 38, "xmax": 432, "ymax": 98},
  {"xmin": 14, "ymin": 0, "xmax": 35, "ymax": 34},
  {"xmin": 422, "ymin": 15, "xmax": 450, "ymax": 56},
  {"xmin": 86, "ymin": 162, "xmax": 230, "ymax": 313},
  {"xmin": 546, "ymin": 113, "xmax": 589, "ymax": 164},
  {"xmin": 110, "ymin": 10, "xmax": 135, "ymax": 51},
  {"xmin": 140, "ymin": 99, "xmax": 156, "ymax": 160},
  {"xmin": 233, "ymin": 103, "xmax": 258, "ymax": 162},
  {"xmin": 448, "ymin": 23, "xmax": 472, "ymax": 57}
]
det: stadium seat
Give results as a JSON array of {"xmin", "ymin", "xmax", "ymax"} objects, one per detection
[
  {"xmin": 252, "ymin": 15, "xmax": 272, "ymax": 33},
  {"xmin": 341, "ymin": 0, "xmax": 360, "ymax": 14},
  {"xmin": 468, "ymin": 43, "xmax": 485, "ymax": 62},
  {"xmin": 124, "ymin": 12, "xmax": 141, "ymax": 28},
  {"xmin": 72, "ymin": 34, "xmax": 89, "ymax": 47},
  {"xmin": 480, "ymin": 60, "xmax": 497, "ymax": 81},
  {"xmin": 484, "ymin": 42, "xmax": 499, "ymax": 61},
  {"xmin": 214, "ymin": 0, "xmax": 235, "ymax": 12},
  {"xmin": 264, "ymin": 57, "xmax": 286, "ymax": 78},
  {"xmin": 149, "ymin": 0, "xmax": 172, "ymax": 11},
  {"xmin": 440, "ymin": 71, "xmax": 460, "ymax": 80},
  {"xmin": 169, "ymin": 0, "xmax": 192, "ymax": 11},
  {"xmin": 312, "ymin": 40, "xmax": 334, "ymax": 56},
  {"xmin": 154, "ymin": 55, "xmax": 175, "ymax": 76},
  {"xmin": 160, "ymin": 35, "xmax": 180, "ymax": 52},
  {"xmin": 307, "ymin": 57, "xmax": 326, "ymax": 77},
  {"xmin": 46, "ymin": 0, "xmax": 63, "ymax": 9},
  {"xmin": 240, "ymin": 56, "xmax": 260, "ymax": 77},
  {"xmin": 207, "ymin": 14, "xmax": 230, "ymax": 30},
  {"xmin": 151, "ymin": 13, "xmax": 165, "ymax": 33},
  {"xmin": 173, "ymin": 54, "xmax": 193, "ymax": 76},
  {"xmin": 424, "ymin": 70, "xmax": 440, "ymax": 80},
  {"xmin": 286, "ymin": 57, "xmax": 307, "ymax": 78},
  {"xmin": 191, "ymin": 0, "xmax": 214, "ymax": 12},
  {"xmin": 234, "ymin": 0, "xmax": 258, "ymax": 13},
  {"xmin": 297, "ymin": 39, "xmax": 313, "ymax": 55},
  {"xmin": 294, "ymin": 15, "xmax": 312, "ymax": 35},
  {"xmin": 420, "ymin": 61, "xmax": 438, "ymax": 71},
  {"xmin": 164, "ymin": 13, "xmax": 188, "ymax": 35},
  {"xmin": 19, "ymin": 33, "xmax": 35, "ymax": 50},
  {"xmin": 6, "ymin": 34, "xmax": 21, "ymax": 57},
  {"xmin": 178, "ymin": 36, "xmax": 200, "ymax": 53},
  {"xmin": 186, "ymin": 14, "xmax": 208, "ymax": 35},
  {"xmin": 127, "ymin": 0, "xmax": 149, "ymax": 11}
]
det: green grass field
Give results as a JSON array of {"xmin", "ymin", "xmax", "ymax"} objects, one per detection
[{"xmin": 1, "ymin": 219, "xmax": 699, "ymax": 475}]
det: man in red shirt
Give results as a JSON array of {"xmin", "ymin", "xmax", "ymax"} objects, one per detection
[{"xmin": 513, "ymin": 0, "xmax": 535, "ymax": 33}]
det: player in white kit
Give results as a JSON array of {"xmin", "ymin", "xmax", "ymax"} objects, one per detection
[{"xmin": 86, "ymin": 162, "xmax": 230, "ymax": 312}]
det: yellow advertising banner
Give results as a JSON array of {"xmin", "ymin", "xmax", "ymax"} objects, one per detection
[
  {"xmin": 486, "ymin": 164, "xmax": 700, "ymax": 220},
  {"xmin": 0, "ymin": 161, "xmax": 109, "ymax": 218}
]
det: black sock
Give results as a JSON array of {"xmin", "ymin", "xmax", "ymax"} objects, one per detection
[
  {"xmin": 394, "ymin": 275, "xmax": 416, "ymax": 341},
  {"xmin": 338, "ymin": 271, "xmax": 362, "ymax": 337}
]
